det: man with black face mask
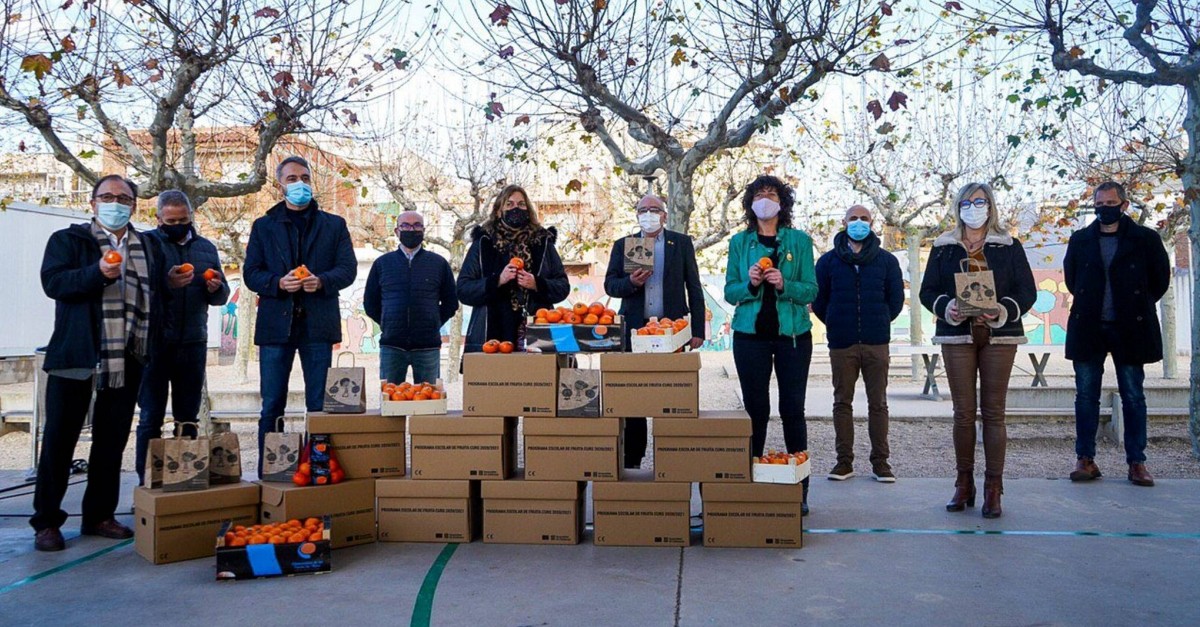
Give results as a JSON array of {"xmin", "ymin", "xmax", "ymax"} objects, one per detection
[
  {"xmin": 364, "ymin": 211, "xmax": 458, "ymax": 384},
  {"xmin": 135, "ymin": 189, "xmax": 230, "ymax": 486},
  {"xmin": 1064, "ymin": 181, "xmax": 1170, "ymax": 488}
]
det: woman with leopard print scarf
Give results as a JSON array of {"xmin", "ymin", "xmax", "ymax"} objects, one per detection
[{"xmin": 458, "ymin": 184, "xmax": 570, "ymax": 354}]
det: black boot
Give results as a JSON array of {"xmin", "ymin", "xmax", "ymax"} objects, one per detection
[{"xmin": 946, "ymin": 471, "xmax": 976, "ymax": 512}]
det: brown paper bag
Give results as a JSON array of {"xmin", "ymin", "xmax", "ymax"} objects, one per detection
[
  {"xmin": 162, "ymin": 430, "xmax": 210, "ymax": 492},
  {"xmin": 208, "ymin": 420, "xmax": 242, "ymax": 485},
  {"xmin": 954, "ymin": 258, "xmax": 999, "ymax": 318},
  {"xmin": 144, "ymin": 421, "xmax": 198, "ymax": 488},
  {"xmin": 623, "ymin": 236, "xmax": 655, "ymax": 273},
  {"xmin": 323, "ymin": 352, "xmax": 366, "ymax": 413},
  {"xmin": 262, "ymin": 417, "xmax": 303, "ymax": 482},
  {"xmin": 557, "ymin": 368, "xmax": 601, "ymax": 417}
]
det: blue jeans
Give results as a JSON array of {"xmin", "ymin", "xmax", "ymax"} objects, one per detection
[
  {"xmin": 380, "ymin": 346, "xmax": 441, "ymax": 384},
  {"xmin": 1074, "ymin": 324, "xmax": 1148, "ymax": 464},
  {"xmin": 135, "ymin": 342, "xmax": 207, "ymax": 483},
  {"xmin": 257, "ymin": 342, "xmax": 332, "ymax": 477}
]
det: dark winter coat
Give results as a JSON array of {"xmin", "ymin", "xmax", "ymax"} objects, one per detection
[
  {"xmin": 812, "ymin": 231, "xmax": 904, "ymax": 349},
  {"xmin": 243, "ymin": 200, "xmax": 357, "ymax": 345},
  {"xmin": 919, "ymin": 230, "xmax": 1036, "ymax": 344},
  {"xmin": 1063, "ymin": 214, "xmax": 1171, "ymax": 364},
  {"xmin": 363, "ymin": 248, "xmax": 458, "ymax": 351},
  {"xmin": 143, "ymin": 227, "xmax": 230, "ymax": 345},
  {"xmin": 603, "ymin": 229, "xmax": 707, "ymax": 344},
  {"xmin": 456, "ymin": 225, "xmax": 570, "ymax": 353}
]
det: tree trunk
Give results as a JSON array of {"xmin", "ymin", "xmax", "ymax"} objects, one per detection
[
  {"xmin": 444, "ymin": 239, "xmax": 468, "ymax": 383},
  {"xmin": 1183, "ymin": 83, "xmax": 1200, "ymax": 460},
  {"xmin": 665, "ymin": 163, "xmax": 696, "ymax": 234},
  {"xmin": 1160, "ymin": 242, "xmax": 1177, "ymax": 379},
  {"xmin": 907, "ymin": 226, "xmax": 925, "ymax": 381},
  {"xmin": 235, "ymin": 286, "xmax": 257, "ymax": 384}
]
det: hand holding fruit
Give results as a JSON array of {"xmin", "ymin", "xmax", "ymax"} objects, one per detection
[
  {"xmin": 300, "ymin": 272, "xmax": 322, "ymax": 293},
  {"xmin": 168, "ymin": 263, "xmax": 194, "ymax": 288},
  {"xmin": 748, "ymin": 263, "xmax": 764, "ymax": 287},
  {"xmin": 764, "ymin": 267, "xmax": 784, "ymax": 291},
  {"xmin": 204, "ymin": 268, "xmax": 222, "ymax": 292},
  {"xmin": 279, "ymin": 265, "xmax": 306, "ymax": 293},
  {"xmin": 99, "ymin": 250, "xmax": 122, "ymax": 279},
  {"xmin": 498, "ymin": 263, "xmax": 519, "ymax": 286},
  {"xmin": 516, "ymin": 270, "xmax": 537, "ymax": 291}
]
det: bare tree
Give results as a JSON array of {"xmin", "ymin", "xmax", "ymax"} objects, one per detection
[
  {"xmin": 452, "ymin": 0, "xmax": 895, "ymax": 235},
  {"xmin": 0, "ymin": 0, "xmax": 427, "ymax": 202}
]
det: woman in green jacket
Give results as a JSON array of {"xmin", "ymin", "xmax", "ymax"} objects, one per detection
[{"xmin": 724, "ymin": 175, "xmax": 818, "ymax": 513}]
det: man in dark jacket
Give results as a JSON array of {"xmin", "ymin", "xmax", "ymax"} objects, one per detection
[
  {"xmin": 32, "ymin": 174, "xmax": 157, "ymax": 551},
  {"xmin": 364, "ymin": 211, "xmax": 457, "ymax": 383},
  {"xmin": 244, "ymin": 156, "xmax": 357, "ymax": 474},
  {"xmin": 1064, "ymin": 181, "xmax": 1170, "ymax": 487},
  {"xmin": 603, "ymin": 194, "xmax": 707, "ymax": 468},
  {"xmin": 134, "ymin": 190, "xmax": 230, "ymax": 485},
  {"xmin": 813, "ymin": 205, "xmax": 904, "ymax": 482}
]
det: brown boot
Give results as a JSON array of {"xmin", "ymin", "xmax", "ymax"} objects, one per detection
[
  {"xmin": 1070, "ymin": 457, "xmax": 1102, "ymax": 482},
  {"xmin": 946, "ymin": 471, "xmax": 975, "ymax": 512},
  {"xmin": 1128, "ymin": 463, "xmax": 1155, "ymax": 487},
  {"xmin": 982, "ymin": 476, "xmax": 1003, "ymax": 519}
]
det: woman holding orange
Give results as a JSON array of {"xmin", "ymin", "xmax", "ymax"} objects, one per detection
[
  {"xmin": 457, "ymin": 184, "xmax": 570, "ymax": 355},
  {"xmin": 723, "ymin": 175, "xmax": 818, "ymax": 514}
]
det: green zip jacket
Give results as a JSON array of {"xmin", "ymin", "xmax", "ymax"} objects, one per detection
[{"xmin": 723, "ymin": 227, "xmax": 818, "ymax": 337}]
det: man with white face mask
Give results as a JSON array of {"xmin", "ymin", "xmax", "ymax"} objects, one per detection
[
  {"xmin": 604, "ymin": 193, "xmax": 707, "ymax": 468},
  {"xmin": 32, "ymin": 174, "xmax": 158, "ymax": 551}
]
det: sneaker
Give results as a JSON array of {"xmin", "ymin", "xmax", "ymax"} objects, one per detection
[
  {"xmin": 872, "ymin": 465, "xmax": 896, "ymax": 483},
  {"xmin": 827, "ymin": 462, "xmax": 855, "ymax": 481}
]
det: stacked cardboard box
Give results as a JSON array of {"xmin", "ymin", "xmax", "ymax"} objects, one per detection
[
  {"xmin": 481, "ymin": 476, "xmax": 585, "ymax": 545},
  {"xmin": 592, "ymin": 470, "xmax": 690, "ymax": 547},
  {"xmin": 653, "ymin": 412, "xmax": 753, "ymax": 482},
  {"xmin": 523, "ymin": 417, "xmax": 622, "ymax": 481},
  {"xmin": 307, "ymin": 412, "xmax": 406, "ymax": 479},
  {"xmin": 259, "ymin": 479, "xmax": 377, "ymax": 549},
  {"xmin": 377, "ymin": 478, "xmax": 479, "ymax": 543},
  {"xmin": 409, "ymin": 413, "xmax": 518, "ymax": 480},
  {"xmin": 134, "ymin": 482, "xmax": 260, "ymax": 564},
  {"xmin": 701, "ymin": 482, "xmax": 804, "ymax": 548}
]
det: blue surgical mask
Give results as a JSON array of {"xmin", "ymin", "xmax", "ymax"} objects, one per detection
[
  {"xmin": 846, "ymin": 221, "xmax": 871, "ymax": 241},
  {"xmin": 285, "ymin": 181, "xmax": 313, "ymax": 207},
  {"xmin": 96, "ymin": 202, "xmax": 132, "ymax": 231}
]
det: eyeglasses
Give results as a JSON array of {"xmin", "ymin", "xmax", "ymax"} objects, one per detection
[
  {"xmin": 958, "ymin": 199, "xmax": 989, "ymax": 209},
  {"xmin": 636, "ymin": 207, "xmax": 665, "ymax": 215},
  {"xmin": 96, "ymin": 193, "xmax": 135, "ymax": 205},
  {"xmin": 396, "ymin": 223, "xmax": 424, "ymax": 232}
]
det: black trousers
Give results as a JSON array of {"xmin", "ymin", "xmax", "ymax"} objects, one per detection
[
  {"xmin": 31, "ymin": 365, "xmax": 143, "ymax": 532},
  {"xmin": 135, "ymin": 342, "xmax": 207, "ymax": 483},
  {"xmin": 732, "ymin": 332, "xmax": 813, "ymax": 457}
]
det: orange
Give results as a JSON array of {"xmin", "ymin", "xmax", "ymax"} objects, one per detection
[
  {"xmin": 204, "ymin": 268, "xmax": 218, "ymax": 281},
  {"xmin": 535, "ymin": 308, "xmax": 549, "ymax": 318},
  {"xmin": 402, "ymin": 388, "xmax": 416, "ymax": 400},
  {"xmin": 599, "ymin": 314, "xmax": 613, "ymax": 325},
  {"xmin": 249, "ymin": 534, "xmax": 267, "ymax": 545},
  {"xmin": 304, "ymin": 517, "xmax": 321, "ymax": 528},
  {"xmin": 603, "ymin": 308, "xmax": 617, "ymax": 317},
  {"xmin": 510, "ymin": 257, "xmax": 525, "ymax": 270},
  {"xmin": 289, "ymin": 533, "xmax": 308, "ymax": 543},
  {"xmin": 637, "ymin": 327, "xmax": 651, "ymax": 336},
  {"xmin": 546, "ymin": 311, "xmax": 563, "ymax": 323},
  {"xmin": 382, "ymin": 382, "xmax": 396, "ymax": 393},
  {"xmin": 430, "ymin": 391, "xmax": 443, "ymax": 400},
  {"xmin": 390, "ymin": 391, "xmax": 404, "ymax": 401},
  {"xmin": 758, "ymin": 257, "xmax": 773, "ymax": 270},
  {"xmin": 307, "ymin": 533, "xmax": 322, "ymax": 542},
  {"xmin": 499, "ymin": 341, "xmax": 514, "ymax": 354},
  {"xmin": 103, "ymin": 250, "xmax": 122, "ymax": 264},
  {"xmin": 414, "ymin": 392, "xmax": 430, "ymax": 401},
  {"xmin": 588, "ymin": 302, "xmax": 604, "ymax": 316},
  {"xmin": 293, "ymin": 265, "xmax": 310, "ymax": 280},
  {"xmin": 269, "ymin": 535, "xmax": 286, "ymax": 544},
  {"xmin": 229, "ymin": 537, "xmax": 247, "ymax": 547},
  {"xmin": 178, "ymin": 263, "xmax": 194, "ymax": 274},
  {"xmin": 535, "ymin": 316, "xmax": 548, "ymax": 325},
  {"xmin": 572, "ymin": 302, "xmax": 588, "ymax": 316},
  {"xmin": 583, "ymin": 313, "xmax": 599, "ymax": 325},
  {"xmin": 482, "ymin": 339, "xmax": 500, "ymax": 354},
  {"xmin": 659, "ymin": 317, "xmax": 673, "ymax": 328}
]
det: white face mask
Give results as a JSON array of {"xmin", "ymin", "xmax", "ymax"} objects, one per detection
[
  {"xmin": 638, "ymin": 212, "xmax": 662, "ymax": 233},
  {"xmin": 960, "ymin": 206, "xmax": 989, "ymax": 229},
  {"xmin": 752, "ymin": 197, "xmax": 780, "ymax": 220}
]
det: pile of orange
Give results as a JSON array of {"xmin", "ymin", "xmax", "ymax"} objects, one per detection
[
  {"xmin": 754, "ymin": 451, "xmax": 808, "ymax": 465},
  {"xmin": 534, "ymin": 302, "xmax": 616, "ymax": 326},
  {"xmin": 223, "ymin": 518, "xmax": 325, "ymax": 547},
  {"xmin": 635, "ymin": 317, "xmax": 688, "ymax": 336},
  {"xmin": 481, "ymin": 340, "xmax": 515, "ymax": 353},
  {"xmin": 382, "ymin": 381, "xmax": 443, "ymax": 400}
]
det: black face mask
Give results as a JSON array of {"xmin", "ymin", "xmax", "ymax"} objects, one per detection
[
  {"xmin": 160, "ymin": 223, "xmax": 192, "ymax": 242},
  {"xmin": 502, "ymin": 208, "xmax": 530, "ymax": 228},
  {"xmin": 1095, "ymin": 204, "xmax": 1122, "ymax": 225},
  {"xmin": 399, "ymin": 231, "xmax": 424, "ymax": 249}
]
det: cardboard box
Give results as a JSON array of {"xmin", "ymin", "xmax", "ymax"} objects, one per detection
[
  {"xmin": 134, "ymin": 482, "xmax": 260, "ymax": 565},
  {"xmin": 600, "ymin": 352, "xmax": 700, "ymax": 418},
  {"xmin": 526, "ymin": 318, "xmax": 626, "ymax": 353},
  {"xmin": 623, "ymin": 236, "xmax": 655, "ymax": 273},
  {"xmin": 653, "ymin": 415, "xmax": 752, "ymax": 482},
  {"xmin": 702, "ymin": 482, "xmax": 804, "ymax": 548},
  {"xmin": 307, "ymin": 412, "xmax": 406, "ymax": 479},
  {"xmin": 523, "ymin": 417, "xmax": 622, "ymax": 481},
  {"xmin": 409, "ymin": 414, "xmax": 518, "ymax": 480},
  {"xmin": 556, "ymin": 368, "xmax": 602, "ymax": 417},
  {"xmin": 259, "ymin": 479, "xmax": 377, "ymax": 549},
  {"xmin": 592, "ymin": 470, "xmax": 690, "ymax": 547},
  {"xmin": 462, "ymin": 353, "xmax": 558, "ymax": 416},
  {"xmin": 376, "ymin": 478, "xmax": 479, "ymax": 543},
  {"xmin": 381, "ymin": 380, "xmax": 448, "ymax": 416},
  {"xmin": 629, "ymin": 319, "xmax": 692, "ymax": 354},
  {"xmin": 481, "ymin": 477, "xmax": 584, "ymax": 545},
  {"xmin": 215, "ymin": 516, "xmax": 332, "ymax": 580}
]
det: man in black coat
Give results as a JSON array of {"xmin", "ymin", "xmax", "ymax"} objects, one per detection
[
  {"xmin": 812, "ymin": 205, "xmax": 904, "ymax": 483},
  {"xmin": 134, "ymin": 190, "xmax": 230, "ymax": 485},
  {"xmin": 364, "ymin": 211, "xmax": 457, "ymax": 383},
  {"xmin": 1064, "ymin": 181, "xmax": 1170, "ymax": 487},
  {"xmin": 243, "ymin": 156, "xmax": 357, "ymax": 474},
  {"xmin": 603, "ymin": 194, "xmax": 707, "ymax": 468},
  {"xmin": 32, "ymin": 174, "xmax": 158, "ymax": 551}
]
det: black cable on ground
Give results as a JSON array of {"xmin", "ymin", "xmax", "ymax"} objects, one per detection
[{"xmin": 0, "ymin": 478, "xmax": 87, "ymax": 502}]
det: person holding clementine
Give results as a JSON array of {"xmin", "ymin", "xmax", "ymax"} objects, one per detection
[
  {"xmin": 724, "ymin": 174, "xmax": 818, "ymax": 515},
  {"xmin": 457, "ymin": 184, "xmax": 570, "ymax": 355}
]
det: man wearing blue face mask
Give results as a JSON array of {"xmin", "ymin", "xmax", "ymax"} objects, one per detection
[
  {"xmin": 244, "ymin": 156, "xmax": 357, "ymax": 475},
  {"xmin": 813, "ymin": 205, "xmax": 904, "ymax": 482},
  {"xmin": 134, "ymin": 190, "xmax": 230, "ymax": 486},
  {"xmin": 1064, "ymin": 181, "xmax": 1170, "ymax": 487},
  {"xmin": 32, "ymin": 174, "xmax": 159, "ymax": 551}
]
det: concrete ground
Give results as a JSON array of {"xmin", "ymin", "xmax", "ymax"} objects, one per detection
[{"xmin": 1, "ymin": 469, "xmax": 1197, "ymax": 626}]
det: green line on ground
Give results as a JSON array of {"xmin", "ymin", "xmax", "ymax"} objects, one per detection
[
  {"xmin": 410, "ymin": 543, "xmax": 459, "ymax": 627},
  {"xmin": 805, "ymin": 528, "xmax": 1200, "ymax": 539},
  {"xmin": 0, "ymin": 538, "xmax": 133, "ymax": 596}
]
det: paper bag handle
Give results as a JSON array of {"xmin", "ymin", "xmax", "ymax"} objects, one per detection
[
  {"xmin": 959, "ymin": 257, "xmax": 986, "ymax": 273},
  {"xmin": 335, "ymin": 351, "xmax": 356, "ymax": 367}
]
